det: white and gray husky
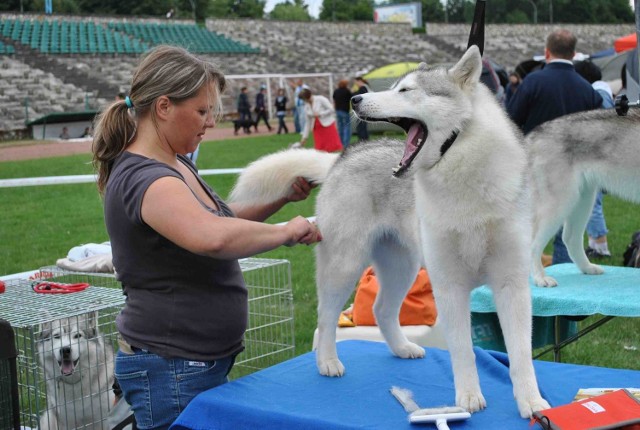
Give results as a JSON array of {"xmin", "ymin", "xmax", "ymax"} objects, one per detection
[
  {"xmin": 528, "ymin": 108, "xmax": 640, "ymax": 287},
  {"xmin": 37, "ymin": 312, "xmax": 115, "ymax": 430},
  {"xmin": 231, "ymin": 46, "xmax": 549, "ymax": 418}
]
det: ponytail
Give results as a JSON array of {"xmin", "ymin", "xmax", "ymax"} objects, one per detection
[{"xmin": 92, "ymin": 100, "xmax": 136, "ymax": 195}]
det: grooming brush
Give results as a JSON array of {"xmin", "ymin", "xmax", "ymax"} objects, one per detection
[{"xmin": 390, "ymin": 386, "xmax": 471, "ymax": 429}]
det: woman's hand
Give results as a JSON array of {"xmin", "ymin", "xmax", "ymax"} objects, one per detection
[
  {"xmin": 283, "ymin": 216, "xmax": 322, "ymax": 246},
  {"xmin": 287, "ymin": 177, "xmax": 316, "ymax": 203}
]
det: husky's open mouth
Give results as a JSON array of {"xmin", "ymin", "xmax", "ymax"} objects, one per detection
[
  {"xmin": 59, "ymin": 357, "xmax": 79, "ymax": 376},
  {"xmin": 363, "ymin": 116, "xmax": 427, "ymax": 177}
]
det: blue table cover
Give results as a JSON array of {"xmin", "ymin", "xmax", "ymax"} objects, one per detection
[
  {"xmin": 471, "ymin": 264, "xmax": 640, "ymax": 317},
  {"xmin": 170, "ymin": 340, "xmax": 640, "ymax": 430}
]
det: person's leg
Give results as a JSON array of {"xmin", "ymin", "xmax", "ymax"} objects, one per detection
[
  {"xmin": 552, "ymin": 228, "xmax": 572, "ymax": 265},
  {"xmin": 356, "ymin": 121, "xmax": 368, "ymax": 141},
  {"xmin": 115, "ymin": 349, "xmax": 235, "ymax": 430},
  {"xmin": 294, "ymin": 107, "xmax": 302, "ymax": 133},
  {"xmin": 336, "ymin": 110, "xmax": 350, "ymax": 148},
  {"xmin": 586, "ymin": 190, "xmax": 610, "ymax": 256}
]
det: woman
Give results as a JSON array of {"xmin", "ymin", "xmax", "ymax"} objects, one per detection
[
  {"xmin": 274, "ymin": 87, "xmax": 289, "ymax": 134},
  {"xmin": 298, "ymin": 88, "xmax": 342, "ymax": 152},
  {"xmin": 92, "ymin": 45, "xmax": 320, "ymax": 429}
]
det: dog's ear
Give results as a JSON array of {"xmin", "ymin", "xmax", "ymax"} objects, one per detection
[
  {"xmin": 448, "ymin": 45, "xmax": 482, "ymax": 91},
  {"xmin": 417, "ymin": 62, "xmax": 428, "ymax": 71},
  {"xmin": 83, "ymin": 311, "xmax": 99, "ymax": 338},
  {"xmin": 37, "ymin": 321, "xmax": 52, "ymax": 340}
]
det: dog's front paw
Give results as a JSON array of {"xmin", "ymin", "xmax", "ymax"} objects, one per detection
[
  {"xmin": 533, "ymin": 275, "xmax": 558, "ymax": 288},
  {"xmin": 516, "ymin": 395, "xmax": 550, "ymax": 419},
  {"xmin": 456, "ymin": 390, "xmax": 486, "ymax": 413},
  {"xmin": 394, "ymin": 342, "xmax": 425, "ymax": 359},
  {"xmin": 581, "ymin": 263, "xmax": 604, "ymax": 276},
  {"xmin": 317, "ymin": 358, "xmax": 345, "ymax": 377}
]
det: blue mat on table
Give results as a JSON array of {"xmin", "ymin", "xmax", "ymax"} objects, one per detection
[
  {"xmin": 471, "ymin": 264, "xmax": 640, "ymax": 317},
  {"xmin": 170, "ymin": 340, "xmax": 640, "ymax": 430}
]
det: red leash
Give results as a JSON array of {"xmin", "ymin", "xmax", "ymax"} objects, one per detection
[{"xmin": 32, "ymin": 281, "xmax": 90, "ymax": 294}]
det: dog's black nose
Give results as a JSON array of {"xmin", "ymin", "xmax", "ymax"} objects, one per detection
[
  {"xmin": 351, "ymin": 95, "xmax": 362, "ymax": 105},
  {"xmin": 61, "ymin": 346, "xmax": 71, "ymax": 356}
]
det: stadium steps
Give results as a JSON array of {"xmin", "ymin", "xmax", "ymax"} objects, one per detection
[
  {"xmin": 12, "ymin": 43, "xmax": 119, "ymax": 99},
  {"xmin": 420, "ymin": 34, "xmax": 464, "ymax": 59}
]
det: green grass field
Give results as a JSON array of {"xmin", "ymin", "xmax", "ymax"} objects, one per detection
[{"xmin": 1, "ymin": 132, "xmax": 638, "ymax": 371}]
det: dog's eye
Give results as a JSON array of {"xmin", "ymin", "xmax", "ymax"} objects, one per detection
[
  {"xmin": 73, "ymin": 333, "xmax": 83, "ymax": 339},
  {"xmin": 398, "ymin": 88, "xmax": 410, "ymax": 93}
]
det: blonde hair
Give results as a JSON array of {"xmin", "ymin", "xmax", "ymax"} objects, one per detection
[{"xmin": 92, "ymin": 45, "xmax": 226, "ymax": 194}]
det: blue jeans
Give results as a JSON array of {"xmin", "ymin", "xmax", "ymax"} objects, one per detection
[
  {"xmin": 115, "ymin": 348, "xmax": 236, "ymax": 430},
  {"xmin": 356, "ymin": 120, "xmax": 369, "ymax": 141},
  {"xmin": 586, "ymin": 190, "xmax": 608, "ymax": 239},
  {"xmin": 552, "ymin": 228, "xmax": 572, "ymax": 265},
  {"xmin": 294, "ymin": 105, "xmax": 305, "ymax": 133},
  {"xmin": 336, "ymin": 110, "xmax": 351, "ymax": 148}
]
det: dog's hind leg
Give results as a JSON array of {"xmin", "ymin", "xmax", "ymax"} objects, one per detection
[
  {"xmin": 315, "ymin": 240, "xmax": 370, "ymax": 377},
  {"xmin": 491, "ymin": 278, "xmax": 550, "ymax": 418},
  {"xmin": 563, "ymin": 184, "xmax": 604, "ymax": 276},
  {"xmin": 371, "ymin": 237, "xmax": 424, "ymax": 359},
  {"xmin": 530, "ymin": 192, "xmax": 579, "ymax": 287}
]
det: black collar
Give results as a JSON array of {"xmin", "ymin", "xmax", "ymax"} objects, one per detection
[{"xmin": 440, "ymin": 129, "xmax": 460, "ymax": 157}]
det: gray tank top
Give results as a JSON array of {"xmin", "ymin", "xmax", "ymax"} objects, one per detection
[{"xmin": 105, "ymin": 152, "xmax": 247, "ymax": 361}]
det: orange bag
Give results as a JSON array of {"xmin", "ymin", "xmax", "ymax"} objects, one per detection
[{"xmin": 351, "ymin": 267, "xmax": 437, "ymax": 326}]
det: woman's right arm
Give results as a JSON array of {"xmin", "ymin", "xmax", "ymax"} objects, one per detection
[{"xmin": 140, "ymin": 176, "xmax": 319, "ymax": 259}]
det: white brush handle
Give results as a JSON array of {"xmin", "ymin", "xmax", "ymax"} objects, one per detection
[{"xmin": 436, "ymin": 418, "xmax": 450, "ymax": 430}]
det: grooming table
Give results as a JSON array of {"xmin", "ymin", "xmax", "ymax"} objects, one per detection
[
  {"xmin": 470, "ymin": 264, "xmax": 640, "ymax": 361},
  {"xmin": 170, "ymin": 340, "xmax": 640, "ymax": 430}
]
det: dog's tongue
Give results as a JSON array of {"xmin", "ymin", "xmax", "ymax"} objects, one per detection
[
  {"xmin": 399, "ymin": 123, "xmax": 425, "ymax": 167},
  {"xmin": 61, "ymin": 359, "xmax": 74, "ymax": 376}
]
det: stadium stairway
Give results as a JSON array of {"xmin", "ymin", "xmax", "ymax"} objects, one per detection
[{"xmin": 10, "ymin": 41, "xmax": 119, "ymax": 101}]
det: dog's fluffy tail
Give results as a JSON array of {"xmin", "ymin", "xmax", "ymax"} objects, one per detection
[{"xmin": 229, "ymin": 148, "xmax": 340, "ymax": 206}]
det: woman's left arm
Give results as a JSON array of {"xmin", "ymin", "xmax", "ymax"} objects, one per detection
[{"xmin": 229, "ymin": 177, "xmax": 315, "ymax": 221}]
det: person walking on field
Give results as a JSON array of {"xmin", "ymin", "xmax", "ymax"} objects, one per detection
[
  {"xmin": 275, "ymin": 88, "xmax": 289, "ymax": 134},
  {"xmin": 254, "ymin": 85, "xmax": 272, "ymax": 132}
]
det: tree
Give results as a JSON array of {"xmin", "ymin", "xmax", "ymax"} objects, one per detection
[
  {"xmin": 269, "ymin": 1, "xmax": 311, "ymax": 21},
  {"xmin": 445, "ymin": 0, "xmax": 468, "ymax": 23},
  {"xmin": 210, "ymin": 0, "xmax": 265, "ymax": 18},
  {"xmin": 318, "ymin": 0, "xmax": 374, "ymax": 22}
]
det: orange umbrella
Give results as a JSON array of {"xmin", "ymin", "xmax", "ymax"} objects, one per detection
[{"xmin": 614, "ymin": 33, "xmax": 637, "ymax": 53}]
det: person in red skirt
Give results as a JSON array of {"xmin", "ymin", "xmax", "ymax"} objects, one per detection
[{"xmin": 298, "ymin": 88, "xmax": 343, "ymax": 152}]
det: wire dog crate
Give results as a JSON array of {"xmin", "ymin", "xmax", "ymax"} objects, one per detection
[
  {"xmin": 0, "ymin": 274, "xmax": 124, "ymax": 430},
  {"xmin": 230, "ymin": 258, "xmax": 295, "ymax": 379},
  {"xmin": 0, "ymin": 258, "xmax": 294, "ymax": 427}
]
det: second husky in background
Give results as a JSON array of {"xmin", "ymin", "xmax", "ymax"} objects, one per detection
[
  {"xmin": 37, "ymin": 312, "xmax": 115, "ymax": 430},
  {"xmin": 231, "ymin": 46, "xmax": 549, "ymax": 418},
  {"xmin": 528, "ymin": 108, "xmax": 640, "ymax": 287}
]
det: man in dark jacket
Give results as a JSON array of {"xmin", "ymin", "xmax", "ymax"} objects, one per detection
[
  {"xmin": 507, "ymin": 28, "xmax": 602, "ymax": 264},
  {"xmin": 254, "ymin": 85, "xmax": 272, "ymax": 132},
  {"xmin": 237, "ymin": 87, "xmax": 253, "ymax": 134}
]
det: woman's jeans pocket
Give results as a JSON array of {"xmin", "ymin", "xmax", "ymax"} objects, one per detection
[
  {"xmin": 115, "ymin": 353, "xmax": 153, "ymax": 428},
  {"xmin": 115, "ymin": 349, "xmax": 236, "ymax": 430}
]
